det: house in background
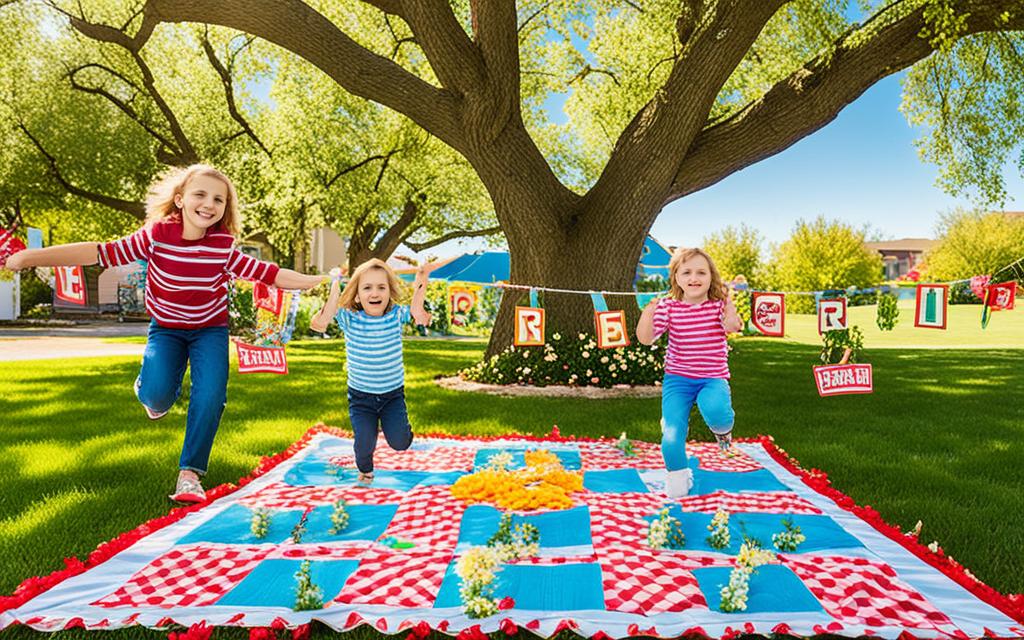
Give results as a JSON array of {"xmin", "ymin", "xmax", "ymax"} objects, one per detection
[{"xmin": 864, "ymin": 238, "xmax": 937, "ymax": 280}]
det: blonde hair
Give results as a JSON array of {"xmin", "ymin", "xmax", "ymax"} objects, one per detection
[
  {"xmin": 668, "ymin": 247, "xmax": 728, "ymax": 301},
  {"xmin": 338, "ymin": 258, "xmax": 408, "ymax": 312},
  {"xmin": 144, "ymin": 164, "xmax": 241, "ymax": 236}
]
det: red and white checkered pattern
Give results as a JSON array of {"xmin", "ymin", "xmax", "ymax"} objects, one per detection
[
  {"xmin": 378, "ymin": 485, "xmax": 466, "ymax": 553},
  {"xmin": 686, "ymin": 443, "xmax": 763, "ymax": 472},
  {"xmin": 267, "ymin": 544, "xmax": 367, "ymax": 561},
  {"xmin": 578, "ymin": 441, "xmax": 665, "ymax": 470},
  {"xmin": 597, "ymin": 549, "xmax": 711, "ymax": 614},
  {"xmin": 328, "ymin": 445, "xmax": 476, "ymax": 471},
  {"xmin": 679, "ymin": 490, "xmax": 822, "ymax": 514},
  {"xmin": 334, "ymin": 547, "xmax": 452, "ymax": 608},
  {"xmin": 93, "ymin": 545, "xmax": 271, "ymax": 608},
  {"xmin": 782, "ymin": 555, "xmax": 963, "ymax": 634},
  {"xmin": 238, "ymin": 482, "xmax": 401, "ymax": 509},
  {"xmin": 578, "ymin": 492, "xmax": 668, "ymax": 551}
]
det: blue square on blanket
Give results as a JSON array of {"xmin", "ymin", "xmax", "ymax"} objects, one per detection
[
  {"xmin": 583, "ymin": 468, "xmax": 649, "ymax": 493},
  {"xmin": 283, "ymin": 461, "xmax": 451, "ymax": 491},
  {"xmin": 434, "ymin": 561, "xmax": 605, "ymax": 611},
  {"xmin": 692, "ymin": 564, "xmax": 825, "ymax": 614},
  {"xmin": 473, "ymin": 448, "xmax": 581, "ymax": 471},
  {"xmin": 691, "ymin": 468, "xmax": 790, "ymax": 495},
  {"xmin": 457, "ymin": 505, "xmax": 592, "ymax": 550},
  {"xmin": 643, "ymin": 506, "xmax": 864, "ymax": 555},
  {"xmin": 176, "ymin": 503, "xmax": 399, "ymax": 545},
  {"xmin": 216, "ymin": 559, "xmax": 359, "ymax": 607}
]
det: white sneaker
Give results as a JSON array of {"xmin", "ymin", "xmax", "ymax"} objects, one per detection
[{"xmin": 665, "ymin": 468, "xmax": 693, "ymax": 498}]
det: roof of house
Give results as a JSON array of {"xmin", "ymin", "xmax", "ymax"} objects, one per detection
[{"xmin": 864, "ymin": 238, "xmax": 938, "ymax": 253}]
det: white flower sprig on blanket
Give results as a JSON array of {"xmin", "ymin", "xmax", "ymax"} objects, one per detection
[
  {"xmin": 328, "ymin": 499, "xmax": 350, "ymax": 535},
  {"xmin": 706, "ymin": 509, "xmax": 731, "ymax": 550},
  {"xmin": 250, "ymin": 507, "xmax": 271, "ymax": 539},
  {"xmin": 647, "ymin": 507, "xmax": 686, "ymax": 550},
  {"xmin": 719, "ymin": 540, "xmax": 777, "ymax": 612},
  {"xmin": 293, "ymin": 560, "xmax": 323, "ymax": 611},
  {"xmin": 457, "ymin": 513, "xmax": 539, "ymax": 618},
  {"xmin": 772, "ymin": 517, "xmax": 806, "ymax": 551}
]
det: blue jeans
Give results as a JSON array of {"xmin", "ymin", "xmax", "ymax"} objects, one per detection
[
  {"xmin": 347, "ymin": 386, "xmax": 413, "ymax": 473},
  {"xmin": 135, "ymin": 321, "xmax": 229, "ymax": 475},
  {"xmin": 661, "ymin": 374, "xmax": 734, "ymax": 471}
]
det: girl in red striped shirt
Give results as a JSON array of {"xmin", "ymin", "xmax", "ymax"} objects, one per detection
[
  {"xmin": 637, "ymin": 247, "xmax": 743, "ymax": 498},
  {"xmin": 7, "ymin": 165, "xmax": 324, "ymax": 502}
]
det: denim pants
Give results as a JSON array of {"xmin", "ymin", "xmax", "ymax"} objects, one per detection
[
  {"xmin": 347, "ymin": 386, "xmax": 414, "ymax": 473},
  {"xmin": 661, "ymin": 373, "xmax": 734, "ymax": 471},
  {"xmin": 135, "ymin": 321, "xmax": 229, "ymax": 475}
]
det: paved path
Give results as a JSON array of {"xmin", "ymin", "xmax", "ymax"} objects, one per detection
[{"xmin": 0, "ymin": 322, "xmax": 148, "ymax": 361}]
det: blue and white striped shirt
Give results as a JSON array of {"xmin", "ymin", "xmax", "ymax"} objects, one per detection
[{"xmin": 336, "ymin": 304, "xmax": 411, "ymax": 394}]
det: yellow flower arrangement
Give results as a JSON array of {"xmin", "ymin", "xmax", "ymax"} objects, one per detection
[{"xmin": 451, "ymin": 449, "xmax": 584, "ymax": 511}]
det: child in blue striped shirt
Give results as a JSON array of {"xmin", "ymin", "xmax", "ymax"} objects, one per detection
[{"xmin": 311, "ymin": 258, "xmax": 432, "ymax": 484}]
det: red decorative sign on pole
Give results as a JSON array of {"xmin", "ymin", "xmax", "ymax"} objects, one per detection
[
  {"xmin": 234, "ymin": 340, "xmax": 289, "ymax": 374},
  {"xmin": 813, "ymin": 363, "xmax": 873, "ymax": 397},
  {"xmin": 55, "ymin": 265, "xmax": 87, "ymax": 305},
  {"xmin": 751, "ymin": 292, "xmax": 785, "ymax": 337}
]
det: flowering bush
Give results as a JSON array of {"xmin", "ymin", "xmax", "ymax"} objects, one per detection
[{"xmin": 460, "ymin": 333, "xmax": 666, "ymax": 388}]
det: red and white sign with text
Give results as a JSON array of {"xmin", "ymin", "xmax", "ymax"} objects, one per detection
[
  {"xmin": 235, "ymin": 340, "xmax": 289, "ymax": 374},
  {"xmin": 595, "ymin": 310, "xmax": 630, "ymax": 349},
  {"xmin": 813, "ymin": 363, "xmax": 873, "ymax": 397},
  {"xmin": 514, "ymin": 306, "xmax": 545, "ymax": 346},
  {"xmin": 55, "ymin": 265, "xmax": 87, "ymax": 305},
  {"xmin": 751, "ymin": 292, "xmax": 785, "ymax": 337},
  {"xmin": 817, "ymin": 298, "xmax": 847, "ymax": 334}
]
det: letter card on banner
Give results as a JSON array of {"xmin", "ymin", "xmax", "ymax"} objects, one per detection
[
  {"xmin": 914, "ymin": 284, "xmax": 948, "ymax": 329},
  {"xmin": 514, "ymin": 306, "xmax": 545, "ymax": 346},
  {"xmin": 817, "ymin": 298, "xmax": 847, "ymax": 334},
  {"xmin": 751, "ymin": 292, "xmax": 785, "ymax": 337},
  {"xmin": 55, "ymin": 265, "xmax": 87, "ymax": 305}
]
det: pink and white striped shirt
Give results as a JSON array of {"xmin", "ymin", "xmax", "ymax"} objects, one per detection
[
  {"xmin": 651, "ymin": 297, "xmax": 730, "ymax": 379},
  {"xmin": 97, "ymin": 219, "xmax": 279, "ymax": 329}
]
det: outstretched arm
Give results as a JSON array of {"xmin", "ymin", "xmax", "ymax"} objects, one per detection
[
  {"xmin": 310, "ymin": 276, "xmax": 341, "ymax": 333},
  {"xmin": 722, "ymin": 295, "xmax": 743, "ymax": 334},
  {"xmin": 4, "ymin": 243, "xmax": 98, "ymax": 270},
  {"xmin": 274, "ymin": 268, "xmax": 325, "ymax": 290}
]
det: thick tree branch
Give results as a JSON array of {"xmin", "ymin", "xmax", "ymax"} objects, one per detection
[
  {"xmin": 404, "ymin": 224, "xmax": 502, "ymax": 252},
  {"xmin": 200, "ymin": 29, "xmax": 271, "ymax": 157},
  {"xmin": 325, "ymin": 151, "xmax": 397, "ymax": 188},
  {"xmin": 360, "ymin": 0, "xmax": 403, "ymax": 16},
  {"xmin": 66, "ymin": 10, "xmax": 198, "ymax": 165},
  {"xmin": 143, "ymin": 0, "xmax": 462, "ymax": 149},
  {"xmin": 401, "ymin": 0, "xmax": 486, "ymax": 96},
  {"xmin": 18, "ymin": 123, "xmax": 146, "ymax": 219},
  {"xmin": 465, "ymin": 0, "xmax": 521, "ymax": 145},
  {"xmin": 371, "ymin": 197, "xmax": 420, "ymax": 258},
  {"xmin": 586, "ymin": 0, "xmax": 787, "ymax": 230},
  {"xmin": 666, "ymin": 0, "xmax": 1024, "ymax": 203}
]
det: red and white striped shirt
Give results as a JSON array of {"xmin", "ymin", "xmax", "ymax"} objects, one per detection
[
  {"xmin": 97, "ymin": 219, "xmax": 279, "ymax": 329},
  {"xmin": 652, "ymin": 297, "xmax": 730, "ymax": 379}
]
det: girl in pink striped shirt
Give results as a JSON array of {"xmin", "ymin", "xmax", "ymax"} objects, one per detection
[
  {"xmin": 7, "ymin": 165, "xmax": 324, "ymax": 502},
  {"xmin": 637, "ymin": 247, "xmax": 743, "ymax": 498}
]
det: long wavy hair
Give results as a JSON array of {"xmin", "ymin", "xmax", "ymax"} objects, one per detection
[
  {"xmin": 338, "ymin": 258, "xmax": 408, "ymax": 312},
  {"xmin": 143, "ymin": 164, "xmax": 241, "ymax": 236},
  {"xmin": 667, "ymin": 247, "xmax": 728, "ymax": 302}
]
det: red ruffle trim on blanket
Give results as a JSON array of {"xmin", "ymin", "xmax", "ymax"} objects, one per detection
[{"xmin": 2, "ymin": 425, "xmax": 1022, "ymax": 635}]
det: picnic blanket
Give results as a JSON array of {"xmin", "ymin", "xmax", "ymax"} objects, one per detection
[{"xmin": 2, "ymin": 426, "xmax": 1022, "ymax": 638}]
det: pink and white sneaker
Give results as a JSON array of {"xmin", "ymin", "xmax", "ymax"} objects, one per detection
[{"xmin": 169, "ymin": 474, "xmax": 206, "ymax": 503}]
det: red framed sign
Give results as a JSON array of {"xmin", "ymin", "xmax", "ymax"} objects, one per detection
[
  {"xmin": 813, "ymin": 363, "xmax": 873, "ymax": 397},
  {"xmin": 914, "ymin": 284, "xmax": 948, "ymax": 329},
  {"xmin": 235, "ymin": 340, "xmax": 289, "ymax": 374},
  {"xmin": 514, "ymin": 306, "xmax": 545, "ymax": 346},
  {"xmin": 595, "ymin": 310, "xmax": 629, "ymax": 349},
  {"xmin": 817, "ymin": 298, "xmax": 847, "ymax": 334},
  {"xmin": 752, "ymin": 292, "xmax": 785, "ymax": 337},
  {"xmin": 55, "ymin": 265, "xmax": 87, "ymax": 306}
]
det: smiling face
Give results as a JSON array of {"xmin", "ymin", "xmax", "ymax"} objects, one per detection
[
  {"xmin": 675, "ymin": 254, "xmax": 712, "ymax": 303},
  {"xmin": 356, "ymin": 267, "xmax": 392, "ymax": 316},
  {"xmin": 174, "ymin": 174, "xmax": 228, "ymax": 239}
]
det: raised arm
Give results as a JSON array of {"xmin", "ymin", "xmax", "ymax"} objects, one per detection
[
  {"xmin": 410, "ymin": 262, "xmax": 435, "ymax": 326},
  {"xmin": 273, "ymin": 268, "xmax": 325, "ymax": 290},
  {"xmin": 310, "ymin": 276, "xmax": 341, "ymax": 333},
  {"xmin": 636, "ymin": 298, "xmax": 658, "ymax": 345},
  {"xmin": 4, "ymin": 243, "xmax": 99, "ymax": 270}
]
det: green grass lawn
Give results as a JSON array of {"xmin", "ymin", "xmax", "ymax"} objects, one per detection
[{"xmin": 1, "ymin": 337, "xmax": 1022, "ymax": 638}]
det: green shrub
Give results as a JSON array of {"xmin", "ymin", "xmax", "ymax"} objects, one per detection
[
  {"xmin": 460, "ymin": 333, "xmax": 666, "ymax": 388},
  {"xmin": 820, "ymin": 326, "xmax": 865, "ymax": 365}
]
